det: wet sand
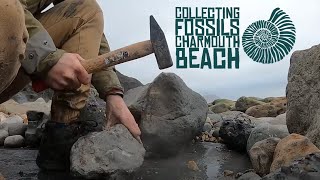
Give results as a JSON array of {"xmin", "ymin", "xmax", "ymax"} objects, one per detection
[{"xmin": 0, "ymin": 142, "xmax": 251, "ymax": 180}]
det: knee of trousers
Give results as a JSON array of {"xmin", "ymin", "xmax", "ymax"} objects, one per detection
[
  {"xmin": 63, "ymin": 0, "xmax": 104, "ymax": 27},
  {"xmin": 0, "ymin": 0, "xmax": 28, "ymax": 94}
]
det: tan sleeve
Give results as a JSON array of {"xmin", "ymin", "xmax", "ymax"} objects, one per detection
[
  {"xmin": 20, "ymin": 0, "xmax": 64, "ymax": 77},
  {"xmin": 92, "ymin": 34, "xmax": 124, "ymax": 99}
]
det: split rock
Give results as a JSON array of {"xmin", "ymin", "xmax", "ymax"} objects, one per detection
[{"xmin": 70, "ymin": 124, "xmax": 145, "ymax": 179}]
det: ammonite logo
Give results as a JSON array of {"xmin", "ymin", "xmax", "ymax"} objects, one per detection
[{"xmin": 242, "ymin": 8, "xmax": 296, "ymax": 64}]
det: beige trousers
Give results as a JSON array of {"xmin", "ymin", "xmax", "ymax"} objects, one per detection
[{"xmin": 0, "ymin": 0, "xmax": 104, "ymax": 123}]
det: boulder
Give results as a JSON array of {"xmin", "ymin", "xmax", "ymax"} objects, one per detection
[
  {"xmin": 4, "ymin": 135, "xmax": 25, "ymax": 148},
  {"xmin": 0, "ymin": 130, "xmax": 9, "ymax": 146},
  {"xmin": 207, "ymin": 113, "xmax": 223, "ymax": 122},
  {"xmin": 116, "ymin": 71, "xmax": 143, "ymax": 93},
  {"xmin": 268, "ymin": 113, "xmax": 286, "ymax": 125},
  {"xmin": 219, "ymin": 118, "xmax": 254, "ymax": 152},
  {"xmin": 249, "ymin": 137, "xmax": 280, "ymax": 176},
  {"xmin": 270, "ymin": 134, "xmax": 320, "ymax": 172},
  {"xmin": 237, "ymin": 172, "xmax": 261, "ymax": 180},
  {"xmin": 251, "ymin": 117, "xmax": 275, "ymax": 126},
  {"xmin": 247, "ymin": 123, "xmax": 289, "ymax": 151},
  {"xmin": 235, "ymin": 96, "xmax": 265, "ymax": 112},
  {"xmin": 262, "ymin": 152, "xmax": 320, "ymax": 180},
  {"xmin": 70, "ymin": 124, "xmax": 145, "ymax": 179},
  {"xmin": 286, "ymin": 45, "xmax": 320, "ymax": 148},
  {"xmin": 251, "ymin": 114, "xmax": 287, "ymax": 126},
  {"xmin": 124, "ymin": 73, "xmax": 207, "ymax": 157},
  {"xmin": 209, "ymin": 99, "xmax": 235, "ymax": 113},
  {"xmin": 245, "ymin": 98, "xmax": 287, "ymax": 118},
  {"xmin": 220, "ymin": 111, "xmax": 256, "ymax": 123}
]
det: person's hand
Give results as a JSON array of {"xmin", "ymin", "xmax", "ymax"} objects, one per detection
[
  {"xmin": 45, "ymin": 53, "xmax": 90, "ymax": 90},
  {"xmin": 105, "ymin": 95, "xmax": 142, "ymax": 143}
]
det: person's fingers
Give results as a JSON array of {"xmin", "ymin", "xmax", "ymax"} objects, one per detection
[
  {"xmin": 74, "ymin": 55, "xmax": 90, "ymax": 85},
  {"xmin": 121, "ymin": 115, "xmax": 141, "ymax": 138},
  {"xmin": 136, "ymin": 136, "xmax": 143, "ymax": 144},
  {"xmin": 64, "ymin": 72, "xmax": 81, "ymax": 90}
]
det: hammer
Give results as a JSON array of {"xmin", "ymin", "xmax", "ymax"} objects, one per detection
[{"xmin": 33, "ymin": 16, "xmax": 173, "ymax": 92}]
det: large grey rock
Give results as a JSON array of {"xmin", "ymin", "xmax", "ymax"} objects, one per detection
[
  {"xmin": 262, "ymin": 152, "xmax": 320, "ymax": 180},
  {"xmin": 124, "ymin": 73, "xmax": 207, "ymax": 157},
  {"xmin": 249, "ymin": 137, "xmax": 280, "ymax": 176},
  {"xmin": 4, "ymin": 135, "xmax": 25, "ymax": 148},
  {"xmin": 0, "ymin": 129, "xmax": 9, "ymax": 146},
  {"xmin": 116, "ymin": 71, "xmax": 143, "ymax": 93},
  {"xmin": 70, "ymin": 124, "xmax": 145, "ymax": 179},
  {"xmin": 286, "ymin": 45, "xmax": 320, "ymax": 148},
  {"xmin": 247, "ymin": 123, "xmax": 289, "ymax": 151}
]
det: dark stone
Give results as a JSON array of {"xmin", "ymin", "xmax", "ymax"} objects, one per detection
[
  {"xmin": 219, "ymin": 118, "xmax": 254, "ymax": 152},
  {"xmin": 25, "ymin": 111, "xmax": 49, "ymax": 147}
]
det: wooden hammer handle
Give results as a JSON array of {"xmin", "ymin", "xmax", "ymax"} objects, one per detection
[{"xmin": 82, "ymin": 40, "xmax": 153, "ymax": 74}]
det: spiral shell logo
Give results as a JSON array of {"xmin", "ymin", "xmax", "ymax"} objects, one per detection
[{"xmin": 242, "ymin": 8, "xmax": 296, "ymax": 64}]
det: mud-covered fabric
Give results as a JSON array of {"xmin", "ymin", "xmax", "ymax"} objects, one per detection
[
  {"xmin": 18, "ymin": 0, "xmax": 62, "ymax": 76},
  {"xmin": 20, "ymin": 0, "xmax": 123, "ymax": 97}
]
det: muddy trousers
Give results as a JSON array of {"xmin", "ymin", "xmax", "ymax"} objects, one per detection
[{"xmin": 0, "ymin": 0, "xmax": 104, "ymax": 123}]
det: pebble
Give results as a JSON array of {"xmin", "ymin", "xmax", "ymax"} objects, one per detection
[
  {"xmin": 202, "ymin": 123, "xmax": 212, "ymax": 132},
  {"xmin": 4, "ymin": 135, "xmax": 25, "ymax": 148},
  {"xmin": 223, "ymin": 170, "xmax": 234, "ymax": 177},
  {"xmin": 0, "ymin": 129, "xmax": 9, "ymax": 146},
  {"xmin": 187, "ymin": 161, "xmax": 199, "ymax": 171}
]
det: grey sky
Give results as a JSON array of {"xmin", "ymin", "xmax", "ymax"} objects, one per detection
[{"xmin": 96, "ymin": 0, "xmax": 320, "ymax": 100}]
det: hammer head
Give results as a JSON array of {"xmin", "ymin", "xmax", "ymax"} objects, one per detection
[{"xmin": 150, "ymin": 16, "xmax": 173, "ymax": 70}]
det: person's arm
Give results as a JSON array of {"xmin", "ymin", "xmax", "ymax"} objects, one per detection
[
  {"xmin": 20, "ymin": 0, "xmax": 90, "ymax": 90},
  {"xmin": 92, "ymin": 34, "xmax": 124, "ymax": 99},
  {"xmin": 93, "ymin": 34, "xmax": 141, "ymax": 143},
  {"xmin": 20, "ymin": 0, "xmax": 64, "ymax": 76}
]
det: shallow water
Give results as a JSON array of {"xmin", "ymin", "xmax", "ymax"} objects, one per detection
[{"xmin": 0, "ymin": 143, "xmax": 252, "ymax": 180}]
